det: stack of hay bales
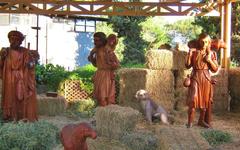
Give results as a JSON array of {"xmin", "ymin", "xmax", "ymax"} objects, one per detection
[
  {"xmin": 212, "ymin": 68, "xmax": 229, "ymax": 112},
  {"xmin": 37, "ymin": 95, "xmax": 66, "ymax": 116},
  {"xmin": 229, "ymin": 68, "xmax": 240, "ymax": 112},
  {"xmin": 118, "ymin": 50, "xmax": 188, "ymax": 112},
  {"xmin": 0, "ymin": 80, "xmax": 1, "ymax": 107},
  {"xmin": 146, "ymin": 50, "xmax": 189, "ymax": 111},
  {"xmin": 88, "ymin": 105, "xmax": 158, "ymax": 150},
  {"xmin": 118, "ymin": 68, "xmax": 148, "ymax": 111},
  {"xmin": 95, "ymin": 105, "xmax": 140, "ymax": 140},
  {"xmin": 118, "ymin": 49, "xmax": 230, "ymax": 113},
  {"xmin": 174, "ymin": 69, "xmax": 192, "ymax": 111},
  {"xmin": 156, "ymin": 126, "xmax": 211, "ymax": 150}
]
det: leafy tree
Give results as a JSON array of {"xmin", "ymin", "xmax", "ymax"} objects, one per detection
[
  {"xmin": 232, "ymin": 3, "xmax": 240, "ymax": 35},
  {"xmin": 232, "ymin": 2, "xmax": 240, "ymax": 42},
  {"xmin": 109, "ymin": 16, "xmax": 148, "ymax": 64},
  {"xmin": 141, "ymin": 17, "xmax": 171, "ymax": 50},
  {"xmin": 96, "ymin": 22, "xmax": 125, "ymax": 61},
  {"xmin": 165, "ymin": 17, "xmax": 202, "ymax": 42},
  {"xmin": 193, "ymin": 16, "xmax": 220, "ymax": 38}
]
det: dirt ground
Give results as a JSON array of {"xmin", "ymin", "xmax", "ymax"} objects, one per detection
[{"xmin": 41, "ymin": 111, "xmax": 240, "ymax": 150}]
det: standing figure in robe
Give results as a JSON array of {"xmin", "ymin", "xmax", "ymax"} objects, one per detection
[
  {"xmin": 185, "ymin": 33, "xmax": 218, "ymax": 128},
  {"xmin": 88, "ymin": 32, "xmax": 120, "ymax": 106},
  {"xmin": 0, "ymin": 30, "xmax": 39, "ymax": 122}
]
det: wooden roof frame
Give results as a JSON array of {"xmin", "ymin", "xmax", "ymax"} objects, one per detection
[
  {"xmin": 0, "ymin": 0, "xmax": 234, "ymax": 68},
  {"xmin": 0, "ymin": 0, "xmax": 221, "ymax": 16}
]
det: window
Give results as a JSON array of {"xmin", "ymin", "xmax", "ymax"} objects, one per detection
[{"xmin": 74, "ymin": 19, "xmax": 96, "ymax": 32}]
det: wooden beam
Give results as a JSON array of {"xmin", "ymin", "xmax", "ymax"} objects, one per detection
[
  {"xmin": 0, "ymin": 0, "xmax": 221, "ymax": 16},
  {"xmin": 229, "ymin": 0, "xmax": 240, "ymax": 2},
  {"xmin": 222, "ymin": 0, "xmax": 232, "ymax": 69}
]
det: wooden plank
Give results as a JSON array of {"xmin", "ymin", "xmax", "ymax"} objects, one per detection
[{"xmin": 0, "ymin": 0, "xmax": 221, "ymax": 16}]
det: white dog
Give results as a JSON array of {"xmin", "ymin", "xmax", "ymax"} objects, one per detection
[{"xmin": 135, "ymin": 89, "xmax": 169, "ymax": 125}]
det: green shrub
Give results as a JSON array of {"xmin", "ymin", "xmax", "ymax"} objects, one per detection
[
  {"xmin": 71, "ymin": 64, "xmax": 96, "ymax": 79},
  {"xmin": 36, "ymin": 64, "xmax": 69, "ymax": 92},
  {"xmin": 0, "ymin": 121, "xmax": 59, "ymax": 150},
  {"xmin": 201, "ymin": 129, "xmax": 232, "ymax": 147},
  {"xmin": 0, "ymin": 108, "xmax": 3, "ymax": 126},
  {"xmin": 36, "ymin": 64, "xmax": 96, "ymax": 93},
  {"xmin": 230, "ymin": 58, "xmax": 240, "ymax": 68},
  {"xmin": 65, "ymin": 98, "xmax": 96, "ymax": 118}
]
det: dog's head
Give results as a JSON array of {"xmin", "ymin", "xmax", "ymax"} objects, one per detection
[{"xmin": 135, "ymin": 89, "xmax": 149, "ymax": 101}]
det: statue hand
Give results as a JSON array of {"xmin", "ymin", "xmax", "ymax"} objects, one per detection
[
  {"xmin": 205, "ymin": 54, "xmax": 211, "ymax": 63},
  {"xmin": 188, "ymin": 48, "xmax": 195, "ymax": 56},
  {"xmin": 0, "ymin": 48, "xmax": 8, "ymax": 58}
]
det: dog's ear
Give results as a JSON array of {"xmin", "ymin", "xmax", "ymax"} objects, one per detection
[{"xmin": 135, "ymin": 91, "xmax": 139, "ymax": 99}]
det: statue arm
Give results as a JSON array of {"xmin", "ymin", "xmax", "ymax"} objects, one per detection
[
  {"xmin": 88, "ymin": 48, "xmax": 97, "ymax": 67},
  {"xmin": 206, "ymin": 51, "xmax": 218, "ymax": 73},
  {"xmin": 185, "ymin": 48, "xmax": 194, "ymax": 69},
  {"xmin": 0, "ymin": 48, "xmax": 8, "ymax": 67},
  {"xmin": 109, "ymin": 52, "xmax": 120, "ymax": 70}
]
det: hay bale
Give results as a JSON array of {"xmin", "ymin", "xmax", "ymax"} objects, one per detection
[
  {"xmin": 118, "ymin": 68, "xmax": 175, "ymax": 112},
  {"xmin": 145, "ymin": 50, "xmax": 187, "ymax": 70},
  {"xmin": 37, "ymin": 95, "xmax": 66, "ymax": 116},
  {"xmin": 146, "ymin": 69, "xmax": 175, "ymax": 111},
  {"xmin": 120, "ymin": 130, "xmax": 158, "ymax": 150},
  {"xmin": 156, "ymin": 126, "xmax": 211, "ymax": 150},
  {"xmin": 118, "ymin": 68, "xmax": 147, "ymax": 111},
  {"xmin": 0, "ymin": 79, "xmax": 2, "ymax": 95},
  {"xmin": 95, "ymin": 105, "xmax": 141, "ymax": 140},
  {"xmin": 229, "ymin": 68, "xmax": 240, "ymax": 112},
  {"xmin": 212, "ymin": 68, "xmax": 229, "ymax": 112},
  {"xmin": 174, "ymin": 69, "xmax": 192, "ymax": 111},
  {"xmin": 87, "ymin": 137, "xmax": 131, "ymax": 150}
]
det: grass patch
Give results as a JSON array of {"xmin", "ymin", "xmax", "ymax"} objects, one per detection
[
  {"xmin": 201, "ymin": 129, "xmax": 232, "ymax": 147},
  {"xmin": 65, "ymin": 98, "xmax": 96, "ymax": 118},
  {"xmin": 0, "ymin": 121, "xmax": 59, "ymax": 150}
]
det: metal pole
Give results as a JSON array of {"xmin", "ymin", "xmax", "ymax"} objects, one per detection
[
  {"xmin": 36, "ymin": 14, "xmax": 39, "ymax": 52},
  {"xmin": 45, "ymin": 21, "xmax": 48, "ymax": 64}
]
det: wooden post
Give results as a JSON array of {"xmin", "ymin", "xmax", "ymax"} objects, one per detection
[
  {"xmin": 222, "ymin": 0, "xmax": 232, "ymax": 69},
  {"xmin": 220, "ymin": 0, "xmax": 224, "ymax": 67}
]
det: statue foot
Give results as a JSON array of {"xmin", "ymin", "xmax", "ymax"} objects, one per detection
[
  {"xmin": 198, "ymin": 121, "xmax": 210, "ymax": 128},
  {"xmin": 186, "ymin": 123, "xmax": 193, "ymax": 128}
]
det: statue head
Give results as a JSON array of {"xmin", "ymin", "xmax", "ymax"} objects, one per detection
[
  {"xmin": 93, "ymin": 32, "xmax": 107, "ymax": 48},
  {"xmin": 198, "ymin": 33, "xmax": 211, "ymax": 50},
  {"xmin": 8, "ymin": 30, "xmax": 25, "ymax": 49},
  {"xmin": 107, "ymin": 34, "xmax": 118, "ymax": 49}
]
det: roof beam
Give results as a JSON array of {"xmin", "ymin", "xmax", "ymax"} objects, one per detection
[{"xmin": 0, "ymin": 0, "xmax": 221, "ymax": 16}]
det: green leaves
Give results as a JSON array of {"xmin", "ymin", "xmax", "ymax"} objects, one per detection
[
  {"xmin": 36, "ymin": 64, "xmax": 96, "ymax": 93},
  {"xmin": 109, "ymin": 16, "xmax": 148, "ymax": 65}
]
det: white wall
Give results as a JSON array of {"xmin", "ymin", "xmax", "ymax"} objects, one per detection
[{"xmin": 0, "ymin": 14, "xmax": 92, "ymax": 70}]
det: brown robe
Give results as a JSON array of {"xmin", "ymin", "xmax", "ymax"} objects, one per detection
[
  {"xmin": 187, "ymin": 50, "xmax": 217, "ymax": 109},
  {"xmin": 0, "ymin": 47, "xmax": 38, "ymax": 121},
  {"xmin": 91, "ymin": 46, "xmax": 120, "ymax": 105}
]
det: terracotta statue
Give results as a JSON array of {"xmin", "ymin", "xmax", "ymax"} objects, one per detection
[
  {"xmin": 0, "ymin": 30, "xmax": 39, "ymax": 122},
  {"xmin": 105, "ymin": 34, "xmax": 120, "ymax": 70},
  {"xmin": 88, "ymin": 32, "xmax": 120, "ymax": 106},
  {"xmin": 185, "ymin": 33, "xmax": 219, "ymax": 128},
  {"xmin": 60, "ymin": 122, "xmax": 97, "ymax": 150}
]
